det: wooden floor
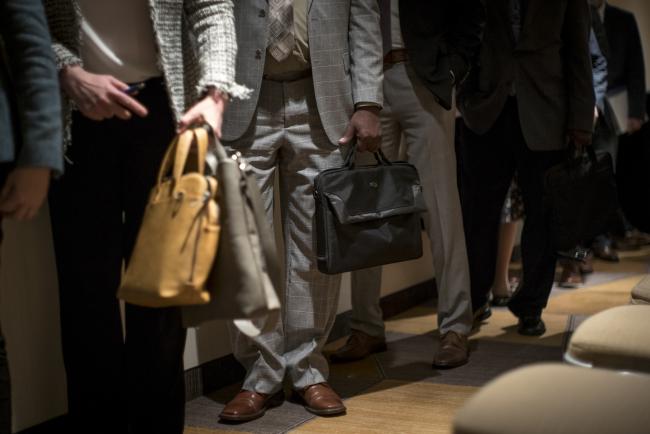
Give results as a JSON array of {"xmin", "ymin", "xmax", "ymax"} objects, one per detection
[{"xmin": 184, "ymin": 248, "xmax": 650, "ymax": 434}]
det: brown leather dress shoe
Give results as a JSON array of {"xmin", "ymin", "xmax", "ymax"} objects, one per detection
[
  {"xmin": 432, "ymin": 331, "xmax": 469, "ymax": 369},
  {"xmin": 329, "ymin": 330, "xmax": 387, "ymax": 363},
  {"xmin": 559, "ymin": 262, "xmax": 584, "ymax": 288},
  {"xmin": 296, "ymin": 383, "xmax": 346, "ymax": 416},
  {"xmin": 219, "ymin": 390, "xmax": 284, "ymax": 422}
]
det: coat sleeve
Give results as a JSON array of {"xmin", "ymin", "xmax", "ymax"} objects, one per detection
[
  {"xmin": 562, "ymin": 0, "xmax": 595, "ymax": 133},
  {"xmin": 184, "ymin": 0, "xmax": 251, "ymax": 100},
  {"xmin": 348, "ymin": 0, "xmax": 384, "ymax": 106},
  {"xmin": 43, "ymin": 0, "xmax": 83, "ymax": 71},
  {"xmin": 1, "ymin": 0, "xmax": 63, "ymax": 173}
]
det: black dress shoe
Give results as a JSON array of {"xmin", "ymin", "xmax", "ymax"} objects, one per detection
[
  {"xmin": 592, "ymin": 243, "xmax": 620, "ymax": 262},
  {"xmin": 517, "ymin": 316, "xmax": 546, "ymax": 336},
  {"xmin": 472, "ymin": 302, "xmax": 492, "ymax": 328}
]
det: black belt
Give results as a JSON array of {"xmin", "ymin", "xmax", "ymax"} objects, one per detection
[{"xmin": 262, "ymin": 69, "xmax": 312, "ymax": 82}]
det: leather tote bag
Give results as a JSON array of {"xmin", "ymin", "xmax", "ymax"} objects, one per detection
[
  {"xmin": 182, "ymin": 128, "xmax": 281, "ymax": 337},
  {"xmin": 544, "ymin": 144, "xmax": 619, "ymax": 252},
  {"xmin": 119, "ymin": 128, "xmax": 219, "ymax": 307},
  {"xmin": 314, "ymin": 144, "xmax": 427, "ymax": 275}
]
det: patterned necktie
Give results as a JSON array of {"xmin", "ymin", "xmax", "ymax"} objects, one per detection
[{"xmin": 268, "ymin": 0, "xmax": 295, "ymax": 62}]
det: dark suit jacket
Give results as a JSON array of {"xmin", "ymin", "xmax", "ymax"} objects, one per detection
[
  {"xmin": 0, "ymin": 0, "xmax": 63, "ymax": 173},
  {"xmin": 399, "ymin": 0, "xmax": 486, "ymax": 111},
  {"xmin": 603, "ymin": 4, "xmax": 646, "ymax": 120},
  {"xmin": 459, "ymin": 0, "xmax": 595, "ymax": 151}
]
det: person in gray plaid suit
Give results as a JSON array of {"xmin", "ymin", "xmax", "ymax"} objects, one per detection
[{"xmin": 220, "ymin": 0, "xmax": 383, "ymax": 422}]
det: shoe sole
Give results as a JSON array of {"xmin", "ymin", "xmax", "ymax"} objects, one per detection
[
  {"xmin": 304, "ymin": 406, "xmax": 347, "ymax": 416},
  {"xmin": 219, "ymin": 394, "xmax": 284, "ymax": 422},
  {"xmin": 432, "ymin": 358, "xmax": 469, "ymax": 370},
  {"xmin": 559, "ymin": 282, "xmax": 582, "ymax": 289},
  {"xmin": 518, "ymin": 327, "xmax": 546, "ymax": 336}
]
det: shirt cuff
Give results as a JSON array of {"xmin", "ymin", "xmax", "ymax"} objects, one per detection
[{"xmin": 354, "ymin": 102, "xmax": 382, "ymax": 111}]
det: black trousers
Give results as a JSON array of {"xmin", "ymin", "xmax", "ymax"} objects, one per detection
[
  {"xmin": 458, "ymin": 98, "xmax": 563, "ymax": 317},
  {"xmin": 0, "ymin": 164, "xmax": 11, "ymax": 434},
  {"xmin": 49, "ymin": 79, "xmax": 187, "ymax": 434}
]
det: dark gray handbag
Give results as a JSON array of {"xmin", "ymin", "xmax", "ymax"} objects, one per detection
[
  {"xmin": 314, "ymin": 145, "xmax": 427, "ymax": 275},
  {"xmin": 182, "ymin": 127, "xmax": 281, "ymax": 337}
]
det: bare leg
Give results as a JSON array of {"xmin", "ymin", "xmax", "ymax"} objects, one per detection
[{"xmin": 491, "ymin": 221, "xmax": 519, "ymax": 297}]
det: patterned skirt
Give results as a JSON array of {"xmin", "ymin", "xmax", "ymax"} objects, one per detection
[{"xmin": 501, "ymin": 177, "xmax": 525, "ymax": 223}]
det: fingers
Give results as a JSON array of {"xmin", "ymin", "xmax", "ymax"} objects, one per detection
[
  {"xmin": 178, "ymin": 97, "xmax": 225, "ymax": 137},
  {"xmin": 338, "ymin": 124, "xmax": 356, "ymax": 145},
  {"xmin": 0, "ymin": 193, "xmax": 19, "ymax": 216},
  {"xmin": 177, "ymin": 107, "xmax": 204, "ymax": 133},
  {"xmin": 110, "ymin": 89, "xmax": 148, "ymax": 118}
]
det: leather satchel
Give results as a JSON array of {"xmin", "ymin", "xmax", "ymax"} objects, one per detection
[
  {"xmin": 314, "ymin": 145, "xmax": 427, "ymax": 275},
  {"xmin": 182, "ymin": 129, "xmax": 281, "ymax": 337},
  {"xmin": 119, "ymin": 128, "xmax": 219, "ymax": 307},
  {"xmin": 544, "ymin": 145, "xmax": 619, "ymax": 252}
]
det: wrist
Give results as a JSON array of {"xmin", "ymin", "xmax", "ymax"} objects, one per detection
[
  {"xmin": 205, "ymin": 87, "xmax": 229, "ymax": 107},
  {"xmin": 354, "ymin": 103, "xmax": 381, "ymax": 114}
]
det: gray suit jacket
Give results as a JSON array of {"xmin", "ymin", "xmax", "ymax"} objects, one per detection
[
  {"xmin": 222, "ymin": 0, "xmax": 383, "ymax": 145},
  {"xmin": 458, "ymin": 0, "xmax": 595, "ymax": 151},
  {"xmin": 0, "ymin": 0, "xmax": 63, "ymax": 174}
]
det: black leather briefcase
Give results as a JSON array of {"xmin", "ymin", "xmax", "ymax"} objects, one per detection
[
  {"xmin": 544, "ymin": 145, "xmax": 619, "ymax": 252},
  {"xmin": 314, "ymin": 146, "xmax": 427, "ymax": 275}
]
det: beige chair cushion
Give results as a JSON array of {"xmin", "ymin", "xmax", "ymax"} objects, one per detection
[
  {"xmin": 566, "ymin": 305, "xmax": 650, "ymax": 373},
  {"xmin": 631, "ymin": 275, "xmax": 650, "ymax": 305},
  {"xmin": 453, "ymin": 364, "xmax": 650, "ymax": 434}
]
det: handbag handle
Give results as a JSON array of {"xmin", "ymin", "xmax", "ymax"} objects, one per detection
[
  {"xmin": 155, "ymin": 128, "xmax": 209, "ymax": 193},
  {"xmin": 343, "ymin": 142, "xmax": 392, "ymax": 169}
]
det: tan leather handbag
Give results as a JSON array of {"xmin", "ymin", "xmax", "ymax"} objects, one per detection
[{"xmin": 118, "ymin": 128, "xmax": 219, "ymax": 307}]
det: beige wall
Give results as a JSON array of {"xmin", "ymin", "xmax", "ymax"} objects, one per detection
[
  {"xmin": 608, "ymin": 0, "xmax": 650, "ymax": 85},
  {"xmin": 0, "ymin": 208, "xmax": 67, "ymax": 432}
]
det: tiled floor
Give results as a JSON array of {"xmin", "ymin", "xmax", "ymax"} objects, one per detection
[{"xmin": 184, "ymin": 248, "xmax": 650, "ymax": 434}]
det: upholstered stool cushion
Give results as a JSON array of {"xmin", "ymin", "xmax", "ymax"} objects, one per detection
[
  {"xmin": 453, "ymin": 364, "xmax": 650, "ymax": 434},
  {"xmin": 631, "ymin": 275, "xmax": 650, "ymax": 304},
  {"xmin": 565, "ymin": 305, "xmax": 650, "ymax": 373}
]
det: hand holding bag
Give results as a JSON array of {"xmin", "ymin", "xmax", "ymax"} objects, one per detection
[
  {"xmin": 118, "ymin": 127, "xmax": 220, "ymax": 307},
  {"xmin": 544, "ymin": 144, "xmax": 619, "ymax": 252},
  {"xmin": 314, "ymin": 144, "xmax": 427, "ymax": 274},
  {"xmin": 182, "ymin": 129, "xmax": 281, "ymax": 337}
]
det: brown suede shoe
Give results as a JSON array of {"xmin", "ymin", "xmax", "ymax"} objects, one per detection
[
  {"xmin": 296, "ymin": 383, "xmax": 346, "ymax": 416},
  {"xmin": 432, "ymin": 331, "xmax": 469, "ymax": 369},
  {"xmin": 219, "ymin": 390, "xmax": 284, "ymax": 422},
  {"xmin": 329, "ymin": 330, "xmax": 387, "ymax": 363}
]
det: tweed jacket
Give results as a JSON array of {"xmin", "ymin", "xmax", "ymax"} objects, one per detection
[
  {"xmin": 222, "ymin": 0, "xmax": 383, "ymax": 145},
  {"xmin": 44, "ymin": 0, "xmax": 248, "ymax": 145},
  {"xmin": 1, "ymin": 0, "xmax": 63, "ymax": 173},
  {"xmin": 458, "ymin": 0, "xmax": 595, "ymax": 151}
]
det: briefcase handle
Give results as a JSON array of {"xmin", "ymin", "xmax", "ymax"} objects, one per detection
[
  {"xmin": 343, "ymin": 142, "xmax": 393, "ymax": 169},
  {"xmin": 566, "ymin": 140, "xmax": 598, "ymax": 165}
]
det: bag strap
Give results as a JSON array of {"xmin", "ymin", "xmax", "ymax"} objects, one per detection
[
  {"xmin": 155, "ymin": 130, "xmax": 193, "ymax": 187},
  {"xmin": 192, "ymin": 127, "xmax": 209, "ymax": 174},
  {"xmin": 344, "ymin": 142, "xmax": 392, "ymax": 169}
]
